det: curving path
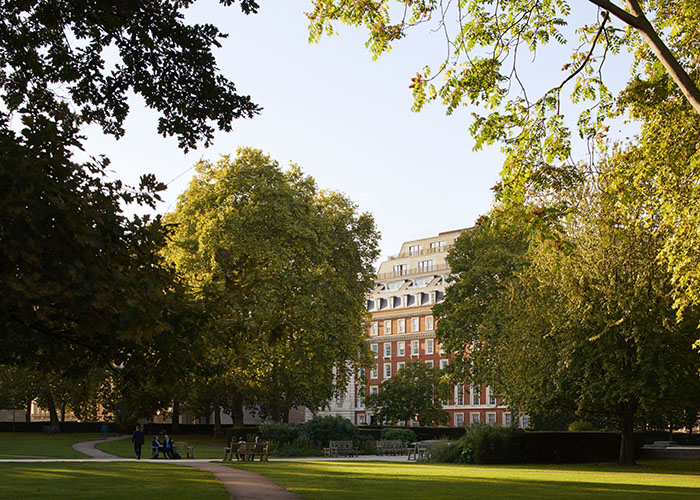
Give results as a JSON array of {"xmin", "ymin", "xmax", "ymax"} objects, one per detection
[{"xmin": 71, "ymin": 437, "xmax": 302, "ymax": 500}]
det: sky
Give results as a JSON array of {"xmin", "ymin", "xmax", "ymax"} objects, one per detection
[{"xmin": 84, "ymin": 0, "xmax": 633, "ymax": 265}]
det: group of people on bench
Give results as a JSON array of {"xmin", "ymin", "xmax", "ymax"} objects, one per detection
[{"xmin": 152, "ymin": 434, "xmax": 178, "ymax": 459}]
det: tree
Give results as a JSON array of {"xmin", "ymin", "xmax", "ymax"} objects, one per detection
[
  {"xmin": 367, "ymin": 361, "xmax": 450, "ymax": 426},
  {"xmin": 436, "ymin": 161, "xmax": 700, "ymax": 465},
  {"xmin": 1, "ymin": 1, "xmax": 262, "ymax": 379},
  {"xmin": 307, "ymin": 1, "xmax": 700, "ymax": 312},
  {"xmin": 163, "ymin": 148, "xmax": 379, "ymax": 422}
]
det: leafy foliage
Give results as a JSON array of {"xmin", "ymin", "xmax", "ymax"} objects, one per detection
[{"xmin": 367, "ymin": 361, "xmax": 450, "ymax": 426}]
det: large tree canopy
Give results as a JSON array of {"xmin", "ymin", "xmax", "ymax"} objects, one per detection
[
  {"xmin": 435, "ymin": 160, "xmax": 700, "ymax": 465},
  {"xmin": 1, "ymin": 1, "xmax": 262, "ymax": 377},
  {"xmin": 307, "ymin": 0, "xmax": 700, "ymax": 312},
  {"xmin": 163, "ymin": 148, "xmax": 380, "ymax": 422}
]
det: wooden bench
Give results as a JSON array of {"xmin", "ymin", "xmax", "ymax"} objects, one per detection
[
  {"xmin": 224, "ymin": 441, "xmax": 250, "ymax": 461},
  {"xmin": 407, "ymin": 443, "xmax": 428, "ymax": 461},
  {"xmin": 376, "ymin": 439, "xmax": 411, "ymax": 456},
  {"xmin": 247, "ymin": 442, "xmax": 269, "ymax": 461},
  {"xmin": 324, "ymin": 440, "xmax": 358, "ymax": 457},
  {"xmin": 173, "ymin": 441, "xmax": 194, "ymax": 459}
]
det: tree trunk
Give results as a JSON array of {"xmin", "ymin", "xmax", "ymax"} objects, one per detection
[
  {"xmin": 45, "ymin": 386, "xmax": 60, "ymax": 433},
  {"xmin": 172, "ymin": 399, "xmax": 181, "ymax": 434},
  {"xmin": 618, "ymin": 403, "xmax": 636, "ymax": 465},
  {"xmin": 60, "ymin": 403, "xmax": 66, "ymax": 423},
  {"xmin": 25, "ymin": 399, "xmax": 32, "ymax": 422},
  {"xmin": 231, "ymin": 389, "xmax": 245, "ymax": 426},
  {"xmin": 213, "ymin": 404, "xmax": 222, "ymax": 437}
]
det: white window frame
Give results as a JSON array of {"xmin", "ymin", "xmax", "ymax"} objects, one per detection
[
  {"xmin": 425, "ymin": 338, "xmax": 434, "ymax": 355},
  {"xmin": 425, "ymin": 360, "xmax": 434, "ymax": 368},
  {"xmin": 471, "ymin": 385, "xmax": 481, "ymax": 406},
  {"xmin": 370, "ymin": 365, "xmax": 378, "ymax": 379},
  {"xmin": 397, "ymin": 361, "xmax": 405, "ymax": 372},
  {"xmin": 369, "ymin": 386, "xmax": 378, "ymax": 397},
  {"xmin": 440, "ymin": 359, "xmax": 449, "ymax": 370},
  {"xmin": 487, "ymin": 386, "xmax": 496, "ymax": 406},
  {"xmin": 370, "ymin": 343, "xmax": 378, "ymax": 358},
  {"xmin": 411, "ymin": 317, "xmax": 420, "ymax": 332},
  {"xmin": 455, "ymin": 413, "xmax": 465, "ymax": 427},
  {"xmin": 357, "ymin": 414, "xmax": 366, "ymax": 425},
  {"xmin": 397, "ymin": 318, "xmax": 405, "ymax": 333},
  {"xmin": 470, "ymin": 412, "xmax": 481, "ymax": 424},
  {"xmin": 370, "ymin": 321, "xmax": 378, "ymax": 336},
  {"xmin": 357, "ymin": 392, "xmax": 365, "ymax": 409},
  {"xmin": 410, "ymin": 340, "xmax": 420, "ymax": 356},
  {"xmin": 425, "ymin": 315, "xmax": 434, "ymax": 331},
  {"xmin": 455, "ymin": 384, "xmax": 465, "ymax": 406},
  {"xmin": 383, "ymin": 363, "xmax": 392, "ymax": 379},
  {"xmin": 383, "ymin": 320, "xmax": 392, "ymax": 335},
  {"xmin": 520, "ymin": 415, "xmax": 530, "ymax": 429},
  {"xmin": 486, "ymin": 412, "xmax": 497, "ymax": 424},
  {"xmin": 383, "ymin": 342, "xmax": 392, "ymax": 358},
  {"xmin": 397, "ymin": 341, "xmax": 405, "ymax": 357}
]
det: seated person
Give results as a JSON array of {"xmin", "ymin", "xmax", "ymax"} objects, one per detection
[
  {"xmin": 151, "ymin": 435, "xmax": 167, "ymax": 459},
  {"xmin": 235, "ymin": 437, "xmax": 246, "ymax": 460},
  {"xmin": 164, "ymin": 434, "xmax": 175, "ymax": 459}
]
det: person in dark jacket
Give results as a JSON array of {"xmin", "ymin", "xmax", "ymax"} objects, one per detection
[
  {"xmin": 164, "ymin": 434, "xmax": 175, "ymax": 459},
  {"xmin": 152, "ymin": 435, "xmax": 168, "ymax": 458},
  {"xmin": 132, "ymin": 424, "xmax": 145, "ymax": 460}
]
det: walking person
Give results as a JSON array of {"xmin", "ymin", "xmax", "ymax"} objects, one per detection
[{"xmin": 132, "ymin": 424, "xmax": 145, "ymax": 460}]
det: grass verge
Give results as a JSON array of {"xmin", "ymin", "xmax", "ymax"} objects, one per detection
[
  {"xmin": 96, "ymin": 434, "xmax": 227, "ymax": 459},
  {"xmin": 230, "ymin": 460, "xmax": 700, "ymax": 500},
  {"xmin": 0, "ymin": 433, "xmax": 111, "ymax": 459},
  {"xmin": 0, "ymin": 462, "xmax": 228, "ymax": 500}
]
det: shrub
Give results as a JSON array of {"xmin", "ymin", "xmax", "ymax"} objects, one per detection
[
  {"xmin": 259, "ymin": 421, "xmax": 300, "ymax": 446},
  {"xmin": 224, "ymin": 427, "xmax": 256, "ymax": 445},
  {"xmin": 380, "ymin": 428, "xmax": 417, "ymax": 444},
  {"xmin": 354, "ymin": 434, "xmax": 376, "ymax": 455},
  {"xmin": 568, "ymin": 420, "xmax": 596, "ymax": 432},
  {"xmin": 303, "ymin": 415, "xmax": 356, "ymax": 446},
  {"xmin": 460, "ymin": 423, "xmax": 524, "ymax": 464},
  {"xmin": 427, "ymin": 439, "xmax": 462, "ymax": 463}
]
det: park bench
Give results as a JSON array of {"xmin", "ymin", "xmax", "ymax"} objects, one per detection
[
  {"xmin": 407, "ymin": 442, "xmax": 428, "ymax": 461},
  {"xmin": 247, "ymin": 441, "xmax": 269, "ymax": 461},
  {"xmin": 376, "ymin": 439, "xmax": 411, "ymax": 456},
  {"xmin": 324, "ymin": 440, "xmax": 358, "ymax": 457},
  {"xmin": 224, "ymin": 441, "xmax": 250, "ymax": 461},
  {"xmin": 173, "ymin": 441, "xmax": 194, "ymax": 459}
]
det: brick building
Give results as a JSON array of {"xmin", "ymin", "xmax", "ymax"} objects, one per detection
[{"xmin": 312, "ymin": 229, "xmax": 528, "ymax": 428}]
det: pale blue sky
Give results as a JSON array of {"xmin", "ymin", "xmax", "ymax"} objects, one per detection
[{"xmin": 85, "ymin": 1, "xmax": 633, "ymax": 263}]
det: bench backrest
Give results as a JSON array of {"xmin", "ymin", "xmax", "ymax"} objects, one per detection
[{"xmin": 329, "ymin": 440, "xmax": 354, "ymax": 450}]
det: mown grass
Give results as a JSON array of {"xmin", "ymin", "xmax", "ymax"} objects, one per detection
[
  {"xmin": 96, "ymin": 434, "xmax": 228, "ymax": 459},
  {"xmin": 0, "ymin": 433, "xmax": 111, "ymax": 458},
  {"xmin": 231, "ymin": 460, "xmax": 700, "ymax": 500},
  {"xmin": 0, "ymin": 462, "xmax": 228, "ymax": 500}
]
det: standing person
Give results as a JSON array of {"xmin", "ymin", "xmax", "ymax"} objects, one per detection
[{"xmin": 132, "ymin": 424, "xmax": 145, "ymax": 460}]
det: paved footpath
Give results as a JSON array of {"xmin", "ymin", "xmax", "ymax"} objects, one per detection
[{"xmin": 69, "ymin": 436, "xmax": 302, "ymax": 500}]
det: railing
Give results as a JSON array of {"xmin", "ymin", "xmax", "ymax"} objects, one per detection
[
  {"xmin": 377, "ymin": 262, "xmax": 450, "ymax": 280},
  {"xmin": 387, "ymin": 244, "xmax": 455, "ymax": 260}
]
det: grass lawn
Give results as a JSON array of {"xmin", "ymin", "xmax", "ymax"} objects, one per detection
[
  {"xmin": 0, "ymin": 462, "xmax": 228, "ymax": 500},
  {"xmin": 230, "ymin": 460, "xmax": 700, "ymax": 500},
  {"xmin": 96, "ymin": 434, "xmax": 228, "ymax": 459},
  {"xmin": 0, "ymin": 433, "xmax": 114, "ymax": 459}
]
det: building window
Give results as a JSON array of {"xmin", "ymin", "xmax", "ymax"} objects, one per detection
[
  {"xmin": 455, "ymin": 413, "xmax": 464, "ymax": 427},
  {"xmin": 418, "ymin": 260, "xmax": 434, "ymax": 272},
  {"xmin": 370, "ymin": 386, "xmax": 378, "ymax": 397},
  {"xmin": 370, "ymin": 343, "xmax": 378, "ymax": 358},
  {"xmin": 383, "ymin": 342, "xmax": 392, "ymax": 358},
  {"xmin": 411, "ymin": 340, "xmax": 420, "ymax": 356},
  {"xmin": 397, "ymin": 319, "xmax": 405, "ymax": 333},
  {"xmin": 408, "ymin": 245, "xmax": 420, "ymax": 256},
  {"xmin": 425, "ymin": 360, "xmax": 433, "ymax": 368},
  {"xmin": 397, "ymin": 361, "xmax": 405, "ymax": 372},
  {"xmin": 521, "ymin": 415, "xmax": 530, "ymax": 428},
  {"xmin": 455, "ymin": 384, "xmax": 465, "ymax": 406},
  {"xmin": 393, "ymin": 264, "xmax": 408, "ymax": 276},
  {"xmin": 357, "ymin": 414, "xmax": 366, "ymax": 425},
  {"xmin": 439, "ymin": 345, "xmax": 445, "ymax": 355},
  {"xmin": 415, "ymin": 293, "xmax": 422, "ymax": 306},
  {"xmin": 440, "ymin": 359, "xmax": 449, "ymax": 370},
  {"xmin": 370, "ymin": 365, "xmax": 378, "ymax": 379},
  {"xmin": 388, "ymin": 296, "xmax": 395, "ymax": 309},
  {"xmin": 425, "ymin": 315, "xmax": 434, "ymax": 331},
  {"xmin": 411, "ymin": 317, "xmax": 420, "ymax": 332},
  {"xmin": 504, "ymin": 413, "xmax": 512, "ymax": 426},
  {"xmin": 470, "ymin": 413, "xmax": 481, "ymax": 424},
  {"xmin": 430, "ymin": 241, "xmax": 445, "ymax": 252},
  {"xmin": 487, "ymin": 386, "xmax": 496, "ymax": 406},
  {"xmin": 471, "ymin": 385, "xmax": 481, "ymax": 406},
  {"xmin": 486, "ymin": 412, "xmax": 497, "ymax": 424},
  {"xmin": 397, "ymin": 341, "xmax": 405, "ymax": 357},
  {"xmin": 425, "ymin": 338, "xmax": 434, "ymax": 355},
  {"xmin": 337, "ymin": 391, "xmax": 345, "ymax": 406},
  {"xmin": 367, "ymin": 300, "xmax": 375, "ymax": 311},
  {"xmin": 357, "ymin": 392, "xmax": 365, "ymax": 409},
  {"xmin": 383, "ymin": 363, "xmax": 392, "ymax": 378},
  {"xmin": 370, "ymin": 322, "xmax": 378, "ymax": 336},
  {"xmin": 383, "ymin": 320, "xmax": 392, "ymax": 335}
]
